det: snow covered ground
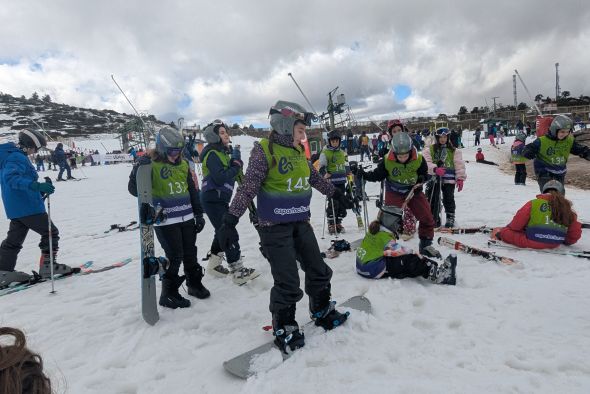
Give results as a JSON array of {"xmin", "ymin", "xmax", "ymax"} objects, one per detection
[{"xmin": 1, "ymin": 135, "xmax": 589, "ymax": 394}]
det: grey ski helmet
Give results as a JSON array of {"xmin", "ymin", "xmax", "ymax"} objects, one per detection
[
  {"xmin": 391, "ymin": 132, "xmax": 413, "ymax": 155},
  {"xmin": 203, "ymin": 119, "xmax": 227, "ymax": 144},
  {"xmin": 269, "ymin": 100, "xmax": 313, "ymax": 135},
  {"xmin": 18, "ymin": 129, "xmax": 47, "ymax": 151},
  {"xmin": 379, "ymin": 205, "xmax": 403, "ymax": 235},
  {"xmin": 515, "ymin": 132, "xmax": 527, "ymax": 142},
  {"xmin": 548, "ymin": 115, "xmax": 573, "ymax": 139},
  {"xmin": 156, "ymin": 126, "xmax": 184, "ymax": 156},
  {"xmin": 542, "ymin": 179, "xmax": 565, "ymax": 195}
]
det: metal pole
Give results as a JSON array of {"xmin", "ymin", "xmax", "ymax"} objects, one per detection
[
  {"xmin": 44, "ymin": 177, "xmax": 56, "ymax": 294},
  {"xmin": 514, "ymin": 69, "xmax": 542, "ymax": 115},
  {"xmin": 287, "ymin": 73, "xmax": 319, "ymax": 115}
]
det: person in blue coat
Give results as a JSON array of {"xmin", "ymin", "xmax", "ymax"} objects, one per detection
[
  {"xmin": 53, "ymin": 143, "xmax": 74, "ymax": 181},
  {"xmin": 0, "ymin": 131, "xmax": 75, "ymax": 288}
]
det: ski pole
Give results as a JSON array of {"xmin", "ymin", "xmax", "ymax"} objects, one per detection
[
  {"xmin": 44, "ymin": 177, "xmax": 56, "ymax": 294},
  {"xmin": 361, "ymin": 174, "xmax": 369, "ymax": 234},
  {"xmin": 330, "ymin": 197, "xmax": 339, "ymax": 239},
  {"xmin": 321, "ymin": 196, "xmax": 328, "ymax": 239}
]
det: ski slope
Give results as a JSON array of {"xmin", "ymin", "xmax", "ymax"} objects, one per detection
[{"xmin": 1, "ymin": 135, "xmax": 589, "ymax": 394}]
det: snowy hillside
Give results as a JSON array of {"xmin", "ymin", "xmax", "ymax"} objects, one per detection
[{"xmin": 1, "ymin": 135, "xmax": 589, "ymax": 394}]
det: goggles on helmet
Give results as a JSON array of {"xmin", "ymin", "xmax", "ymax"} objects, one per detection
[
  {"xmin": 166, "ymin": 147, "xmax": 182, "ymax": 156},
  {"xmin": 269, "ymin": 107, "xmax": 315, "ymax": 126},
  {"xmin": 435, "ymin": 127, "xmax": 450, "ymax": 136}
]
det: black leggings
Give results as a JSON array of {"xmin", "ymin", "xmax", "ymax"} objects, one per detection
[
  {"xmin": 154, "ymin": 219, "xmax": 200, "ymax": 279},
  {"xmin": 384, "ymin": 254, "xmax": 430, "ymax": 279}
]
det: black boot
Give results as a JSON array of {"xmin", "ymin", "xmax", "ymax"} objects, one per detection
[
  {"xmin": 309, "ymin": 287, "xmax": 349, "ymax": 330},
  {"xmin": 185, "ymin": 265, "xmax": 210, "ymax": 299},
  {"xmin": 426, "ymin": 254, "xmax": 457, "ymax": 285},
  {"xmin": 159, "ymin": 276, "xmax": 191, "ymax": 309},
  {"xmin": 444, "ymin": 213, "xmax": 455, "ymax": 228},
  {"xmin": 272, "ymin": 304, "xmax": 305, "ymax": 354},
  {"xmin": 419, "ymin": 239, "xmax": 441, "ymax": 258}
]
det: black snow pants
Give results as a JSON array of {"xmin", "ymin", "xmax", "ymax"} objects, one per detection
[
  {"xmin": 425, "ymin": 180, "xmax": 456, "ymax": 226},
  {"xmin": 514, "ymin": 163, "xmax": 527, "ymax": 185},
  {"xmin": 201, "ymin": 191, "xmax": 240, "ymax": 264},
  {"xmin": 258, "ymin": 221, "xmax": 333, "ymax": 314},
  {"xmin": 0, "ymin": 213, "xmax": 59, "ymax": 271},
  {"xmin": 154, "ymin": 219, "xmax": 201, "ymax": 279},
  {"xmin": 384, "ymin": 254, "xmax": 430, "ymax": 279},
  {"xmin": 327, "ymin": 183, "xmax": 347, "ymax": 226}
]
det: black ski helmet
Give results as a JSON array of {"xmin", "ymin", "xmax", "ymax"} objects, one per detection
[
  {"xmin": 390, "ymin": 132, "xmax": 413, "ymax": 155},
  {"xmin": 269, "ymin": 100, "xmax": 313, "ymax": 135},
  {"xmin": 203, "ymin": 119, "xmax": 226, "ymax": 144},
  {"xmin": 379, "ymin": 205, "xmax": 403, "ymax": 235},
  {"xmin": 18, "ymin": 129, "xmax": 47, "ymax": 151},
  {"xmin": 328, "ymin": 130, "xmax": 341, "ymax": 141},
  {"xmin": 548, "ymin": 115, "xmax": 573, "ymax": 139},
  {"xmin": 542, "ymin": 179, "xmax": 565, "ymax": 195},
  {"xmin": 155, "ymin": 126, "xmax": 184, "ymax": 156}
]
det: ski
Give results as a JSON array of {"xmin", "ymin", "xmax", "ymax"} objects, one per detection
[
  {"xmin": 487, "ymin": 240, "xmax": 590, "ymax": 259},
  {"xmin": 582, "ymin": 222, "xmax": 590, "ymax": 229},
  {"xmin": 435, "ymin": 226, "xmax": 493, "ymax": 235},
  {"xmin": 437, "ymin": 236, "xmax": 518, "ymax": 265},
  {"xmin": 104, "ymin": 221, "xmax": 138, "ymax": 234},
  {"xmin": 345, "ymin": 172, "xmax": 363, "ymax": 229},
  {"xmin": 80, "ymin": 258, "xmax": 133, "ymax": 274},
  {"xmin": 223, "ymin": 295, "xmax": 371, "ymax": 379}
]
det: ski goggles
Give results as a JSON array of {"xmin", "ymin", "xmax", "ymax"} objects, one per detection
[
  {"xmin": 435, "ymin": 127, "xmax": 450, "ymax": 136},
  {"xmin": 269, "ymin": 107, "xmax": 314, "ymax": 126},
  {"xmin": 166, "ymin": 147, "xmax": 182, "ymax": 156}
]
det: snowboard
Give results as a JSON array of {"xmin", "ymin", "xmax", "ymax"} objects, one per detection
[
  {"xmin": 136, "ymin": 164, "xmax": 159, "ymax": 326},
  {"xmin": 223, "ymin": 295, "xmax": 371, "ymax": 379}
]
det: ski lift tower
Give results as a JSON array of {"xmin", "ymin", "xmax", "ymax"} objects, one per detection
[
  {"xmin": 117, "ymin": 112, "xmax": 156, "ymax": 152},
  {"xmin": 320, "ymin": 87, "xmax": 357, "ymax": 131}
]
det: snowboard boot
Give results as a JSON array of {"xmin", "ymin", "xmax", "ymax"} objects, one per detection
[
  {"xmin": 419, "ymin": 239, "xmax": 442, "ymax": 259},
  {"xmin": 38, "ymin": 252, "xmax": 77, "ymax": 278},
  {"xmin": 185, "ymin": 265, "xmax": 211, "ymax": 299},
  {"xmin": 336, "ymin": 223, "xmax": 346, "ymax": 234},
  {"xmin": 205, "ymin": 251, "xmax": 229, "ymax": 278},
  {"xmin": 427, "ymin": 254, "xmax": 457, "ymax": 285},
  {"xmin": 0, "ymin": 270, "xmax": 33, "ymax": 289},
  {"xmin": 328, "ymin": 224, "xmax": 337, "ymax": 235},
  {"xmin": 272, "ymin": 304, "xmax": 305, "ymax": 354},
  {"xmin": 159, "ymin": 276, "xmax": 191, "ymax": 309},
  {"xmin": 228, "ymin": 259, "xmax": 259, "ymax": 285},
  {"xmin": 309, "ymin": 288, "xmax": 349, "ymax": 330},
  {"xmin": 444, "ymin": 213, "xmax": 455, "ymax": 228}
]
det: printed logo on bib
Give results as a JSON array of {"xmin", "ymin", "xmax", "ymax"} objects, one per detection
[
  {"xmin": 160, "ymin": 166, "xmax": 173, "ymax": 179},
  {"xmin": 540, "ymin": 202, "xmax": 549, "ymax": 212},
  {"xmin": 391, "ymin": 168, "xmax": 401, "ymax": 177},
  {"xmin": 278, "ymin": 157, "xmax": 295, "ymax": 174}
]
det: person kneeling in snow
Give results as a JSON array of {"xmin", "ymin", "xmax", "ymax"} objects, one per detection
[
  {"xmin": 356, "ymin": 205, "xmax": 456, "ymax": 285},
  {"xmin": 491, "ymin": 180, "xmax": 582, "ymax": 249}
]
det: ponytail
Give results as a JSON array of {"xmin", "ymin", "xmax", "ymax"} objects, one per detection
[
  {"xmin": 267, "ymin": 130, "xmax": 278, "ymax": 168},
  {"xmin": 548, "ymin": 190, "xmax": 576, "ymax": 227}
]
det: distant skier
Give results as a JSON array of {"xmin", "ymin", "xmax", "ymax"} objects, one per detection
[
  {"xmin": 128, "ymin": 127, "xmax": 210, "ymax": 309},
  {"xmin": 474, "ymin": 127, "xmax": 481, "ymax": 146},
  {"xmin": 356, "ymin": 205, "xmax": 456, "ymax": 284},
  {"xmin": 359, "ymin": 131, "xmax": 371, "ymax": 161},
  {"xmin": 355, "ymin": 132, "xmax": 441, "ymax": 258},
  {"xmin": 0, "ymin": 130, "xmax": 75, "ymax": 288},
  {"xmin": 423, "ymin": 127, "xmax": 467, "ymax": 228},
  {"xmin": 53, "ymin": 143, "xmax": 74, "ymax": 181},
  {"xmin": 219, "ymin": 100, "xmax": 353, "ymax": 354},
  {"xmin": 491, "ymin": 180, "xmax": 582, "ymax": 249},
  {"xmin": 510, "ymin": 132, "xmax": 528, "ymax": 185},
  {"xmin": 319, "ymin": 130, "xmax": 351, "ymax": 234},
  {"xmin": 199, "ymin": 119, "xmax": 256, "ymax": 284},
  {"xmin": 522, "ymin": 115, "xmax": 590, "ymax": 192},
  {"xmin": 475, "ymin": 148, "xmax": 498, "ymax": 166}
]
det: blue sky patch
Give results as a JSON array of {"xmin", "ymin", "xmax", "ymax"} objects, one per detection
[
  {"xmin": 177, "ymin": 94, "xmax": 192, "ymax": 110},
  {"xmin": 30, "ymin": 62, "xmax": 43, "ymax": 72},
  {"xmin": 393, "ymin": 84, "xmax": 411, "ymax": 101}
]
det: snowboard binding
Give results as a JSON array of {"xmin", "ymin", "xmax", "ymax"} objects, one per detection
[
  {"xmin": 142, "ymin": 256, "xmax": 169, "ymax": 279},
  {"xmin": 140, "ymin": 203, "xmax": 167, "ymax": 225}
]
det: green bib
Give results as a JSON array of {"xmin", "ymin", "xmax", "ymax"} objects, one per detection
[
  {"xmin": 526, "ymin": 198, "xmax": 567, "ymax": 244},
  {"xmin": 151, "ymin": 160, "xmax": 193, "ymax": 223},
  {"xmin": 357, "ymin": 231, "xmax": 394, "ymax": 264},
  {"xmin": 202, "ymin": 149, "xmax": 230, "ymax": 177},
  {"xmin": 537, "ymin": 135, "xmax": 574, "ymax": 168},
  {"xmin": 429, "ymin": 145, "xmax": 455, "ymax": 169},
  {"xmin": 383, "ymin": 154, "xmax": 422, "ymax": 194}
]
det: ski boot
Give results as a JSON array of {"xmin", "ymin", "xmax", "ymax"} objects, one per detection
[
  {"xmin": 419, "ymin": 239, "xmax": 442, "ymax": 259},
  {"xmin": 228, "ymin": 259, "xmax": 258, "ymax": 285},
  {"xmin": 67, "ymin": 175, "xmax": 76, "ymax": 180},
  {"xmin": 427, "ymin": 254, "xmax": 457, "ymax": 285},
  {"xmin": 185, "ymin": 265, "xmax": 210, "ymax": 299},
  {"xmin": 309, "ymin": 288, "xmax": 350, "ymax": 330},
  {"xmin": 0, "ymin": 270, "xmax": 33, "ymax": 289},
  {"xmin": 490, "ymin": 227, "xmax": 503, "ymax": 241},
  {"xmin": 336, "ymin": 223, "xmax": 346, "ymax": 234},
  {"xmin": 204, "ymin": 251, "xmax": 229, "ymax": 278},
  {"xmin": 159, "ymin": 275, "xmax": 191, "ymax": 309},
  {"xmin": 328, "ymin": 224, "xmax": 337, "ymax": 235},
  {"xmin": 38, "ymin": 252, "xmax": 77, "ymax": 278},
  {"xmin": 444, "ymin": 213, "xmax": 455, "ymax": 228},
  {"xmin": 272, "ymin": 305, "xmax": 305, "ymax": 354}
]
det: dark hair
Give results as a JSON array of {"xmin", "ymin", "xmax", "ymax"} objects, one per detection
[
  {"xmin": 0, "ymin": 327, "xmax": 52, "ymax": 394},
  {"xmin": 267, "ymin": 130, "xmax": 279, "ymax": 168},
  {"xmin": 547, "ymin": 190, "xmax": 576, "ymax": 227},
  {"xmin": 368, "ymin": 220, "xmax": 381, "ymax": 235}
]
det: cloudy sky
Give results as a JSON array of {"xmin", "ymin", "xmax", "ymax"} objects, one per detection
[{"xmin": 1, "ymin": 0, "xmax": 589, "ymax": 126}]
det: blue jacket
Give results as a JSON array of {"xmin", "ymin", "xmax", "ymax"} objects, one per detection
[
  {"xmin": 53, "ymin": 145, "xmax": 67, "ymax": 165},
  {"xmin": 0, "ymin": 143, "xmax": 46, "ymax": 219}
]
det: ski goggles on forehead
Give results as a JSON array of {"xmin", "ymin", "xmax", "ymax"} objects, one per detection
[
  {"xmin": 436, "ymin": 127, "xmax": 450, "ymax": 135},
  {"xmin": 166, "ymin": 147, "xmax": 182, "ymax": 156},
  {"xmin": 269, "ymin": 107, "xmax": 314, "ymax": 126}
]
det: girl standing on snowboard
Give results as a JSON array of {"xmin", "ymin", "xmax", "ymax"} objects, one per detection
[
  {"xmin": 199, "ymin": 120, "xmax": 256, "ymax": 284},
  {"xmin": 128, "ymin": 127, "xmax": 209, "ymax": 309},
  {"xmin": 219, "ymin": 100, "xmax": 353, "ymax": 354}
]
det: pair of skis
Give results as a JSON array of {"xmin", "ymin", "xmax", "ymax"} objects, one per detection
[
  {"xmin": 487, "ymin": 240, "xmax": 590, "ymax": 260},
  {"xmin": 104, "ymin": 221, "xmax": 138, "ymax": 234}
]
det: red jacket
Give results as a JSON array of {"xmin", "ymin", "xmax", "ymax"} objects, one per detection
[
  {"xmin": 499, "ymin": 194, "xmax": 582, "ymax": 249},
  {"xmin": 475, "ymin": 152, "xmax": 484, "ymax": 161}
]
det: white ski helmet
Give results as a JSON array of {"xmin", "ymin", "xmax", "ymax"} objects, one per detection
[
  {"xmin": 269, "ymin": 100, "xmax": 313, "ymax": 135},
  {"xmin": 203, "ymin": 119, "xmax": 227, "ymax": 144}
]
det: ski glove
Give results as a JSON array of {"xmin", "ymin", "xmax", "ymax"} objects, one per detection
[
  {"xmin": 231, "ymin": 147, "xmax": 241, "ymax": 162},
  {"xmin": 332, "ymin": 188, "xmax": 354, "ymax": 209},
  {"xmin": 30, "ymin": 181, "xmax": 55, "ymax": 195},
  {"xmin": 456, "ymin": 179, "xmax": 464, "ymax": 192},
  {"xmin": 194, "ymin": 216, "xmax": 206, "ymax": 234},
  {"xmin": 218, "ymin": 213, "xmax": 240, "ymax": 251},
  {"xmin": 434, "ymin": 167, "xmax": 446, "ymax": 177}
]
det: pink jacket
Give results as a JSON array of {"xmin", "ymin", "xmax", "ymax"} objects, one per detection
[{"xmin": 422, "ymin": 144, "xmax": 467, "ymax": 184}]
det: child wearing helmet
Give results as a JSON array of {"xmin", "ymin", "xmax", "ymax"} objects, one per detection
[
  {"xmin": 491, "ymin": 180, "xmax": 582, "ymax": 249},
  {"xmin": 475, "ymin": 148, "xmax": 498, "ymax": 166},
  {"xmin": 0, "ymin": 130, "xmax": 77, "ymax": 287},
  {"xmin": 356, "ymin": 205, "xmax": 456, "ymax": 284},
  {"xmin": 319, "ymin": 130, "xmax": 351, "ymax": 234},
  {"xmin": 422, "ymin": 127, "xmax": 467, "ymax": 228},
  {"xmin": 355, "ymin": 132, "xmax": 442, "ymax": 258},
  {"xmin": 199, "ymin": 120, "xmax": 257, "ymax": 284},
  {"xmin": 522, "ymin": 114, "xmax": 590, "ymax": 192},
  {"xmin": 128, "ymin": 126, "xmax": 210, "ymax": 309},
  {"xmin": 510, "ymin": 133, "xmax": 528, "ymax": 185},
  {"xmin": 219, "ymin": 100, "xmax": 353, "ymax": 354}
]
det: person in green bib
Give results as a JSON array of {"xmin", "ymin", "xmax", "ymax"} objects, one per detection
[
  {"xmin": 356, "ymin": 205, "xmax": 456, "ymax": 284},
  {"xmin": 523, "ymin": 115, "xmax": 590, "ymax": 192},
  {"xmin": 219, "ymin": 100, "xmax": 353, "ymax": 354},
  {"xmin": 510, "ymin": 132, "xmax": 528, "ymax": 185},
  {"xmin": 319, "ymin": 130, "xmax": 351, "ymax": 234},
  {"xmin": 491, "ymin": 180, "xmax": 582, "ymax": 249},
  {"xmin": 199, "ymin": 120, "xmax": 257, "ymax": 284},
  {"xmin": 128, "ymin": 127, "xmax": 209, "ymax": 309}
]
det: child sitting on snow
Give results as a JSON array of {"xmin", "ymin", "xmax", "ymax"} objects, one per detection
[
  {"xmin": 475, "ymin": 148, "xmax": 498, "ymax": 166},
  {"xmin": 355, "ymin": 205, "xmax": 457, "ymax": 284}
]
